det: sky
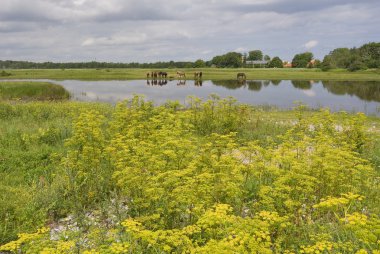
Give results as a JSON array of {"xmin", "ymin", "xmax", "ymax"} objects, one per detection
[{"xmin": 0, "ymin": 0, "xmax": 379, "ymax": 63}]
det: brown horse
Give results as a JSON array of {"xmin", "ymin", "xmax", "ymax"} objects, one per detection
[
  {"xmin": 194, "ymin": 71, "xmax": 203, "ymax": 79},
  {"xmin": 177, "ymin": 71, "xmax": 186, "ymax": 79},
  {"xmin": 146, "ymin": 72, "xmax": 150, "ymax": 79},
  {"xmin": 237, "ymin": 72, "xmax": 246, "ymax": 80}
]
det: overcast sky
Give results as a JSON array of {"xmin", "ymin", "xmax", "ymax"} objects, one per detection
[{"xmin": 1, "ymin": 0, "xmax": 379, "ymax": 62}]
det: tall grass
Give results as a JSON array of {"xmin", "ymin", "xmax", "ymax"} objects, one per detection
[
  {"xmin": 0, "ymin": 97, "xmax": 379, "ymax": 253},
  {"xmin": 0, "ymin": 81, "xmax": 70, "ymax": 101}
]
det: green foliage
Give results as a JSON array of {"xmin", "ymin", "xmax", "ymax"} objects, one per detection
[
  {"xmin": 321, "ymin": 55, "xmax": 333, "ymax": 71},
  {"xmin": 292, "ymin": 52, "xmax": 314, "ymax": 68},
  {"xmin": 1, "ymin": 97, "xmax": 380, "ymax": 253},
  {"xmin": 211, "ymin": 52, "xmax": 243, "ymax": 68},
  {"xmin": 193, "ymin": 59, "xmax": 206, "ymax": 68},
  {"xmin": 247, "ymin": 50, "xmax": 263, "ymax": 61},
  {"xmin": 358, "ymin": 42, "xmax": 380, "ymax": 68},
  {"xmin": 0, "ymin": 70, "xmax": 11, "ymax": 76},
  {"xmin": 0, "ymin": 82, "xmax": 70, "ymax": 101},
  {"xmin": 268, "ymin": 56, "xmax": 283, "ymax": 68},
  {"xmin": 348, "ymin": 60, "xmax": 367, "ymax": 72},
  {"xmin": 0, "ymin": 101, "xmax": 112, "ymax": 244},
  {"xmin": 323, "ymin": 42, "xmax": 380, "ymax": 71}
]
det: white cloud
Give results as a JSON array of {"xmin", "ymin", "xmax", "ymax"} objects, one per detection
[
  {"xmin": 304, "ymin": 40, "xmax": 319, "ymax": 50},
  {"xmin": 234, "ymin": 47, "xmax": 247, "ymax": 53},
  {"xmin": 81, "ymin": 34, "xmax": 148, "ymax": 47},
  {"xmin": 0, "ymin": 0, "xmax": 379, "ymax": 62},
  {"xmin": 303, "ymin": 90, "xmax": 316, "ymax": 97}
]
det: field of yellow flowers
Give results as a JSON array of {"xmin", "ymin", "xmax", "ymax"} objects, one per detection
[{"xmin": 0, "ymin": 96, "xmax": 379, "ymax": 253}]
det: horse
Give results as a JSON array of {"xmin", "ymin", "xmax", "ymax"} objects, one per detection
[
  {"xmin": 237, "ymin": 72, "xmax": 246, "ymax": 80},
  {"xmin": 194, "ymin": 71, "xmax": 203, "ymax": 79},
  {"xmin": 161, "ymin": 72, "xmax": 168, "ymax": 79},
  {"xmin": 177, "ymin": 71, "xmax": 186, "ymax": 79},
  {"xmin": 146, "ymin": 72, "xmax": 150, "ymax": 79}
]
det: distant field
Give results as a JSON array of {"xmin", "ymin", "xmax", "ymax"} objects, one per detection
[{"xmin": 1, "ymin": 68, "xmax": 380, "ymax": 81}]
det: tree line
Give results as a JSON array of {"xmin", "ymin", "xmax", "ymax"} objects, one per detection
[{"xmin": 0, "ymin": 42, "xmax": 378, "ymax": 71}]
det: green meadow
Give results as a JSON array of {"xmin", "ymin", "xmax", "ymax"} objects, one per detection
[
  {"xmin": 1, "ymin": 68, "xmax": 380, "ymax": 81},
  {"xmin": 0, "ymin": 94, "xmax": 379, "ymax": 253},
  {"xmin": 0, "ymin": 81, "xmax": 70, "ymax": 101}
]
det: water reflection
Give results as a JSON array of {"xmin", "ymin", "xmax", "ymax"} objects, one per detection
[
  {"xmin": 271, "ymin": 80, "xmax": 281, "ymax": 86},
  {"xmin": 291, "ymin": 80, "xmax": 312, "ymax": 90},
  {"xmin": 209, "ymin": 79, "xmax": 380, "ymax": 103},
  {"xmin": 322, "ymin": 80, "xmax": 380, "ymax": 102},
  {"xmin": 6, "ymin": 79, "xmax": 380, "ymax": 115},
  {"xmin": 212, "ymin": 80, "xmax": 247, "ymax": 90},
  {"xmin": 194, "ymin": 80, "xmax": 203, "ymax": 86},
  {"xmin": 247, "ymin": 81, "xmax": 263, "ymax": 91},
  {"xmin": 212, "ymin": 80, "xmax": 279, "ymax": 90},
  {"xmin": 147, "ymin": 79, "xmax": 168, "ymax": 86},
  {"xmin": 177, "ymin": 80, "xmax": 186, "ymax": 86}
]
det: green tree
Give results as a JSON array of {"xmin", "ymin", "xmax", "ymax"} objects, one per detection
[
  {"xmin": 321, "ymin": 55, "xmax": 333, "ymax": 71},
  {"xmin": 358, "ymin": 42, "xmax": 380, "ymax": 68},
  {"xmin": 268, "ymin": 56, "xmax": 283, "ymax": 68},
  {"xmin": 292, "ymin": 52, "xmax": 313, "ymax": 68},
  {"xmin": 211, "ymin": 52, "xmax": 243, "ymax": 68},
  {"xmin": 264, "ymin": 55, "xmax": 271, "ymax": 61},
  {"xmin": 348, "ymin": 59, "xmax": 367, "ymax": 72},
  {"xmin": 194, "ymin": 59, "xmax": 206, "ymax": 68},
  {"xmin": 247, "ymin": 50, "xmax": 263, "ymax": 61},
  {"xmin": 328, "ymin": 48, "xmax": 352, "ymax": 68}
]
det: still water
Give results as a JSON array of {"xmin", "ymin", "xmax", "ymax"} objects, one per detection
[{"xmin": 30, "ymin": 79, "xmax": 380, "ymax": 115}]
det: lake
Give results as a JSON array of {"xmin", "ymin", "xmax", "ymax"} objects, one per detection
[{"xmin": 8, "ymin": 79, "xmax": 380, "ymax": 115}]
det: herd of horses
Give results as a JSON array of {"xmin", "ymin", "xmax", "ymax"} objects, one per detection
[
  {"xmin": 146, "ymin": 71, "xmax": 246, "ymax": 80},
  {"xmin": 146, "ymin": 71, "xmax": 168, "ymax": 79},
  {"xmin": 146, "ymin": 71, "xmax": 203, "ymax": 80},
  {"xmin": 147, "ymin": 79, "xmax": 203, "ymax": 86},
  {"xmin": 145, "ymin": 71, "xmax": 248, "ymax": 87}
]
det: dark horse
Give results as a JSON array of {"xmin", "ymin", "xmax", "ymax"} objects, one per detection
[
  {"xmin": 237, "ymin": 73, "xmax": 246, "ymax": 80},
  {"xmin": 194, "ymin": 71, "xmax": 203, "ymax": 79},
  {"xmin": 152, "ymin": 71, "xmax": 158, "ymax": 79}
]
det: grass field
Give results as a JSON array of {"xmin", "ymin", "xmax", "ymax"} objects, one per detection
[
  {"xmin": 0, "ymin": 81, "xmax": 70, "ymax": 101},
  {"xmin": 1, "ymin": 68, "xmax": 380, "ymax": 81}
]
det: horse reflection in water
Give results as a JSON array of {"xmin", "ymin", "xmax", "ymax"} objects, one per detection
[
  {"xmin": 177, "ymin": 80, "xmax": 186, "ymax": 86},
  {"xmin": 194, "ymin": 80, "xmax": 203, "ymax": 86},
  {"xmin": 147, "ymin": 79, "xmax": 168, "ymax": 86},
  {"xmin": 237, "ymin": 79, "xmax": 247, "ymax": 86}
]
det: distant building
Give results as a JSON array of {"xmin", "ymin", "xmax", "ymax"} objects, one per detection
[
  {"xmin": 246, "ymin": 60, "xmax": 269, "ymax": 67},
  {"xmin": 283, "ymin": 61, "xmax": 292, "ymax": 68},
  {"xmin": 307, "ymin": 59, "xmax": 317, "ymax": 68}
]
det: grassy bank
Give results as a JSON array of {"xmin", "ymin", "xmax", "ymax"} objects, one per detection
[
  {"xmin": 0, "ymin": 97, "xmax": 379, "ymax": 253},
  {"xmin": 0, "ymin": 81, "xmax": 70, "ymax": 101},
  {"xmin": 1, "ymin": 68, "xmax": 380, "ymax": 81}
]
